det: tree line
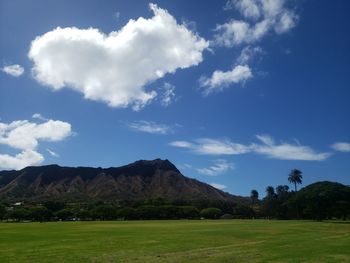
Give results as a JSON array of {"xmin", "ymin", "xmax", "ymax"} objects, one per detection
[{"xmin": 1, "ymin": 170, "xmax": 349, "ymax": 222}]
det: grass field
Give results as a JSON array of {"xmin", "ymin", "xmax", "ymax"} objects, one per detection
[{"xmin": 0, "ymin": 220, "xmax": 349, "ymax": 263}]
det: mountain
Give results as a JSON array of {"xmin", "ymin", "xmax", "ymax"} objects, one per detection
[{"xmin": 0, "ymin": 159, "xmax": 244, "ymax": 202}]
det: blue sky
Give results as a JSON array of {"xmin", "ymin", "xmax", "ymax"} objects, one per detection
[{"xmin": 1, "ymin": 0, "xmax": 349, "ymax": 196}]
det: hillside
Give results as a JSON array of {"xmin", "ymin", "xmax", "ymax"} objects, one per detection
[{"xmin": 0, "ymin": 159, "xmax": 244, "ymax": 202}]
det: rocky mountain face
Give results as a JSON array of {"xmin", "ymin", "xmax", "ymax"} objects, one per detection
[{"xmin": 0, "ymin": 159, "xmax": 242, "ymax": 202}]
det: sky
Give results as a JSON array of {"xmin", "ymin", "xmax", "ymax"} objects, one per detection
[{"xmin": 0, "ymin": 0, "xmax": 349, "ymax": 197}]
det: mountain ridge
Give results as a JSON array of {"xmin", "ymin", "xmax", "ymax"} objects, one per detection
[{"xmin": 0, "ymin": 159, "xmax": 246, "ymax": 203}]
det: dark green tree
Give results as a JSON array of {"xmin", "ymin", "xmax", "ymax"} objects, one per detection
[
  {"xmin": 250, "ymin": 189, "xmax": 259, "ymax": 205},
  {"xmin": 135, "ymin": 205, "xmax": 160, "ymax": 219},
  {"xmin": 7, "ymin": 207, "xmax": 30, "ymax": 221},
  {"xmin": 90, "ymin": 204, "xmax": 116, "ymax": 220},
  {"xmin": 55, "ymin": 209, "xmax": 74, "ymax": 220},
  {"xmin": 116, "ymin": 207, "xmax": 136, "ymax": 220},
  {"xmin": 232, "ymin": 204, "xmax": 254, "ymax": 218},
  {"xmin": 29, "ymin": 206, "xmax": 52, "ymax": 222},
  {"xmin": 0, "ymin": 204, "xmax": 6, "ymax": 220},
  {"xmin": 288, "ymin": 169, "xmax": 303, "ymax": 192},
  {"xmin": 199, "ymin": 208, "xmax": 222, "ymax": 219},
  {"xmin": 263, "ymin": 186, "xmax": 277, "ymax": 218},
  {"xmin": 266, "ymin": 186, "xmax": 275, "ymax": 198},
  {"xmin": 43, "ymin": 201, "xmax": 65, "ymax": 213},
  {"xmin": 178, "ymin": 206, "xmax": 199, "ymax": 219},
  {"xmin": 275, "ymin": 185, "xmax": 291, "ymax": 219},
  {"xmin": 77, "ymin": 210, "xmax": 91, "ymax": 221}
]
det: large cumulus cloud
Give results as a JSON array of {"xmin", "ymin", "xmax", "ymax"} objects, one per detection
[{"xmin": 29, "ymin": 4, "xmax": 208, "ymax": 110}]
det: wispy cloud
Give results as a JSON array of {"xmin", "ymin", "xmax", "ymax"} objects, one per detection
[
  {"xmin": 210, "ymin": 183, "xmax": 227, "ymax": 190},
  {"xmin": 177, "ymin": 163, "xmax": 193, "ymax": 171},
  {"xmin": 169, "ymin": 140, "xmax": 194, "ymax": 148},
  {"xmin": 32, "ymin": 113, "xmax": 49, "ymax": 121},
  {"xmin": 1, "ymin": 64, "xmax": 24, "ymax": 77},
  {"xmin": 128, "ymin": 121, "xmax": 172, "ymax": 135},
  {"xmin": 170, "ymin": 134, "xmax": 331, "ymax": 161},
  {"xmin": 170, "ymin": 138, "xmax": 250, "ymax": 155},
  {"xmin": 331, "ymin": 142, "xmax": 350, "ymax": 153},
  {"xmin": 252, "ymin": 135, "xmax": 331, "ymax": 161},
  {"xmin": 160, "ymin": 82, "xmax": 177, "ymax": 107},
  {"xmin": 46, "ymin": 149, "xmax": 59, "ymax": 157},
  {"xmin": 197, "ymin": 159, "xmax": 234, "ymax": 176},
  {"xmin": 113, "ymin": 11, "xmax": 120, "ymax": 20},
  {"xmin": 236, "ymin": 45, "xmax": 263, "ymax": 64}
]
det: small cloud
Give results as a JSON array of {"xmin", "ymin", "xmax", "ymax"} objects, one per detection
[
  {"xmin": 170, "ymin": 138, "xmax": 249, "ymax": 155},
  {"xmin": 160, "ymin": 82, "xmax": 177, "ymax": 107},
  {"xmin": 113, "ymin": 11, "xmax": 120, "ymax": 20},
  {"xmin": 46, "ymin": 149, "xmax": 59, "ymax": 157},
  {"xmin": 285, "ymin": 48, "xmax": 292, "ymax": 55},
  {"xmin": 199, "ymin": 65, "xmax": 253, "ymax": 95},
  {"xmin": 1, "ymin": 64, "xmax": 24, "ymax": 77},
  {"xmin": 128, "ymin": 121, "xmax": 172, "ymax": 135},
  {"xmin": 177, "ymin": 163, "xmax": 192, "ymax": 170},
  {"xmin": 197, "ymin": 159, "xmax": 234, "ymax": 176},
  {"xmin": 169, "ymin": 140, "xmax": 194, "ymax": 148},
  {"xmin": 236, "ymin": 45, "xmax": 263, "ymax": 64},
  {"xmin": 210, "ymin": 183, "xmax": 227, "ymax": 190},
  {"xmin": 331, "ymin": 142, "xmax": 350, "ymax": 153},
  {"xmin": 182, "ymin": 18, "xmax": 197, "ymax": 32},
  {"xmin": 32, "ymin": 113, "xmax": 49, "ymax": 121},
  {"xmin": 224, "ymin": 0, "xmax": 261, "ymax": 20},
  {"xmin": 256, "ymin": 134, "xmax": 274, "ymax": 146}
]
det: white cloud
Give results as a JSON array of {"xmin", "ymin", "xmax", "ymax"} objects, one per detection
[
  {"xmin": 194, "ymin": 138, "xmax": 250, "ymax": 155},
  {"xmin": 274, "ymin": 10, "xmax": 298, "ymax": 34},
  {"xmin": 210, "ymin": 183, "xmax": 227, "ymax": 190},
  {"xmin": 197, "ymin": 159, "xmax": 234, "ymax": 176},
  {"xmin": 0, "ymin": 120, "xmax": 72, "ymax": 150},
  {"xmin": 170, "ymin": 138, "xmax": 250, "ymax": 155},
  {"xmin": 169, "ymin": 140, "xmax": 194, "ymax": 148},
  {"xmin": 236, "ymin": 45, "xmax": 263, "ymax": 64},
  {"xmin": 0, "ymin": 150, "xmax": 44, "ymax": 170},
  {"xmin": 225, "ymin": 0, "xmax": 261, "ymax": 20},
  {"xmin": 199, "ymin": 65, "xmax": 252, "ymax": 95},
  {"xmin": 252, "ymin": 134, "xmax": 331, "ymax": 161},
  {"xmin": 113, "ymin": 11, "xmax": 120, "ymax": 20},
  {"xmin": 170, "ymin": 134, "xmax": 331, "ymax": 161},
  {"xmin": 0, "ymin": 118, "xmax": 72, "ymax": 170},
  {"xmin": 128, "ymin": 120, "xmax": 172, "ymax": 135},
  {"xmin": 215, "ymin": 0, "xmax": 298, "ymax": 47},
  {"xmin": 1, "ymin": 64, "xmax": 24, "ymax": 77},
  {"xmin": 32, "ymin": 113, "xmax": 49, "ymax": 121},
  {"xmin": 28, "ymin": 4, "xmax": 208, "ymax": 110},
  {"xmin": 46, "ymin": 148, "xmax": 59, "ymax": 157},
  {"xmin": 331, "ymin": 142, "xmax": 350, "ymax": 153},
  {"xmin": 160, "ymin": 82, "xmax": 176, "ymax": 107},
  {"xmin": 256, "ymin": 134, "xmax": 274, "ymax": 146}
]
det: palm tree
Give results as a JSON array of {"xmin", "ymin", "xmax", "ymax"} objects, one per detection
[
  {"xmin": 288, "ymin": 169, "xmax": 303, "ymax": 192},
  {"xmin": 265, "ymin": 186, "xmax": 275, "ymax": 198}
]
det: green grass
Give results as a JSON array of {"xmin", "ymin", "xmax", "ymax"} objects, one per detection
[{"xmin": 0, "ymin": 220, "xmax": 349, "ymax": 263}]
